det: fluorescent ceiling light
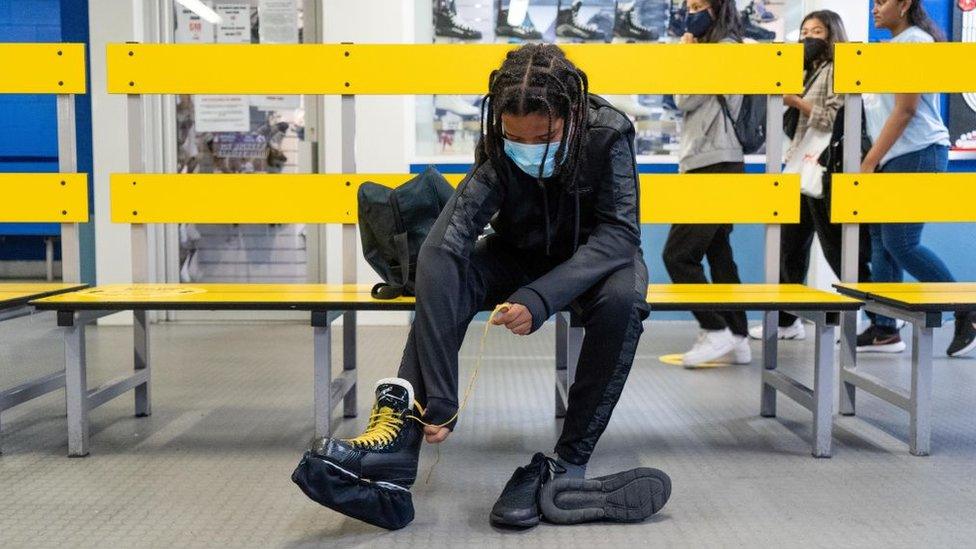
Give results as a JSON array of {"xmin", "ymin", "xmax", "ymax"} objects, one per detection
[{"xmin": 175, "ymin": 0, "xmax": 223, "ymax": 25}]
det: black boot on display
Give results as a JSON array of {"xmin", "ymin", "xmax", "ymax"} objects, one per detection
[
  {"xmin": 614, "ymin": 2, "xmax": 659, "ymax": 41},
  {"xmin": 539, "ymin": 467, "xmax": 672, "ymax": 525},
  {"xmin": 292, "ymin": 378, "xmax": 424, "ymax": 530},
  {"xmin": 496, "ymin": 7, "xmax": 543, "ymax": 40},
  {"xmin": 556, "ymin": 0, "xmax": 605, "ymax": 40},
  {"xmin": 435, "ymin": 0, "xmax": 484, "ymax": 40},
  {"xmin": 740, "ymin": 7, "xmax": 775, "ymax": 41}
]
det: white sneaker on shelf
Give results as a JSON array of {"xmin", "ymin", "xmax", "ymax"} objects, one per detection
[
  {"xmin": 604, "ymin": 95, "xmax": 653, "ymax": 118},
  {"xmin": 748, "ymin": 318, "xmax": 806, "ymax": 341},
  {"xmin": 682, "ymin": 328, "xmax": 736, "ymax": 367},
  {"xmin": 732, "ymin": 336, "xmax": 752, "ymax": 364}
]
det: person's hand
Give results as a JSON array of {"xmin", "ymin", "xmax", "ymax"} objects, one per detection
[
  {"xmin": 860, "ymin": 157, "xmax": 879, "ymax": 174},
  {"xmin": 680, "ymin": 32, "xmax": 697, "ymax": 44},
  {"xmin": 423, "ymin": 425, "xmax": 451, "ymax": 444},
  {"xmin": 491, "ymin": 303, "xmax": 533, "ymax": 336}
]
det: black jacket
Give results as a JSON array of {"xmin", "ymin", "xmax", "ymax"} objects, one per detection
[{"xmin": 420, "ymin": 95, "xmax": 643, "ymax": 332}]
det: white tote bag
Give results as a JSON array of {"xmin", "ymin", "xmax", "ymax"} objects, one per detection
[{"xmin": 784, "ymin": 126, "xmax": 833, "ymax": 199}]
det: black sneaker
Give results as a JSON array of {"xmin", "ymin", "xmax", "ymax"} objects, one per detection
[
  {"xmin": 556, "ymin": 1, "xmax": 605, "ymax": 41},
  {"xmin": 540, "ymin": 468, "xmax": 672, "ymax": 524},
  {"xmin": 490, "ymin": 453, "xmax": 563, "ymax": 528},
  {"xmin": 947, "ymin": 313, "xmax": 976, "ymax": 358},
  {"xmin": 856, "ymin": 324, "xmax": 906, "ymax": 354},
  {"xmin": 614, "ymin": 4, "xmax": 659, "ymax": 41},
  {"xmin": 434, "ymin": 0, "xmax": 483, "ymax": 40},
  {"xmin": 496, "ymin": 8, "xmax": 543, "ymax": 40},
  {"xmin": 310, "ymin": 378, "xmax": 423, "ymax": 489}
]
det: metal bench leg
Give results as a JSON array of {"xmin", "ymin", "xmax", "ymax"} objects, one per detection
[
  {"xmin": 65, "ymin": 320, "xmax": 89, "ymax": 457},
  {"xmin": 554, "ymin": 312, "xmax": 583, "ymax": 418},
  {"xmin": 909, "ymin": 324, "xmax": 934, "ymax": 456},
  {"xmin": 839, "ymin": 310, "xmax": 858, "ymax": 416},
  {"xmin": 133, "ymin": 310, "xmax": 151, "ymax": 417},
  {"xmin": 313, "ymin": 315, "xmax": 333, "ymax": 439},
  {"xmin": 342, "ymin": 311, "xmax": 357, "ymax": 418},
  {"xmin": 555, "ymin": 313, "xmax": 568, "ymax": 418},
  {"xmin": 811, "ymin": 316, "xmax": 835, "ymax": 458},
  {"xmin": 760, "ymin": 310, "xmax": 779, "ymax": 417}
]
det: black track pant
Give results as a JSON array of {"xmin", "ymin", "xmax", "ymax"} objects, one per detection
[{"xmin": 397, "ymin": 234, "xmax": 650, "ymax": 465}]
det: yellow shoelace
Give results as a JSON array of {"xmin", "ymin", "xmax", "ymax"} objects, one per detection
[
  {"xmin": 347, "ymin": 405, "xmax": 405, "ymax": 447},
  {"xmin": 408, "ymin": 302, "xmax": 510, "ymax": 429}
]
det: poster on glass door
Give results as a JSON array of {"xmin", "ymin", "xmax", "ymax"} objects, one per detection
[
  {"xmin": 417, "ymin": 1, "xmax": 801, "ymax": 159},
  {"xmin": 949, "ymin": 0, "xmax": 976, "ymax": 151}
]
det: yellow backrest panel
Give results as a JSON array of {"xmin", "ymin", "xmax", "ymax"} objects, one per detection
[
  {"xmin": 112, "ymin": 172, "xmax": 799, "ymax": 225},
  {"xmin": 0, "ymin": 43, "xmax": 86, "ymax": 94},
  {"xmin": 107, "ymin": 43, "xmax": 801, "ymax": 95},
  {"xmin": 641, "ymin": 174, "xmax": 799, "ymax": 224},
  {"xmin": 0, "ymin": 173, "xmax": 89, "ymax": 222},
  {"xmin": 831, "ymin": 173, "xmax": 976, "ymax": 223},
  {"xmin": 834, "ymin": 43, "xmax": 976, "ymax": 93}
]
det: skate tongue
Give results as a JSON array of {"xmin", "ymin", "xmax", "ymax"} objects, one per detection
[{"xmin": 375, "ymin": 382, "xmax": 412, "ymax": 412}]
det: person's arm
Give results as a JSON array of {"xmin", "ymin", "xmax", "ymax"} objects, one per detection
[
  {"xmin": 787, "ymin": 65, "xmax": 842, "ymax": 132},
  {"xmin": 506, "ymin": 132, "xmax": 642, "ymax": 332},
  {"xmin": 862, "ymin": 93, "xmax": 920, "ymax": 173}
]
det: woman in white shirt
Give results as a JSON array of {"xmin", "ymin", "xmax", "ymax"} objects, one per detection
[{"xmin": 857, "ymin": 0, "xmax": 976, "ymax": 358}]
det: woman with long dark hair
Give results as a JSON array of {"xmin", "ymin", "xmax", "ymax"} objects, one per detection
[
  {"xmin": 751, "ymin": 9, "xmax": 861, "ymax": 341},
  {"xmin": 858, "ymin": 0, "xmax": 976, "ymax": 357},
  {"xmin": 305, "ymin": 44, "xmax": 669, "ymax": 528},
  {"xmin": 663, "ymin": 0, "xmax": 750, "ymax": 367}
]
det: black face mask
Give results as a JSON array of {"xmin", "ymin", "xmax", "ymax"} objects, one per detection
[{"xmin": 802, "ymin": 37, "xmax": 829, "ymax": 68}]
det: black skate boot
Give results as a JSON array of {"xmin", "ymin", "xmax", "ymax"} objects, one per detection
[
  {"xmin": 435, "ymin": 0, "xmax": 483, "ymax": 40},
  {"xmin": 556, "ymin": 0, "xmax": 605, "ymax": 41},
  {"xmin": 496, "ymin": 7, "xmax": 543, "ymax": 40},
  {"xmin": 614, "ymin": 2, "xmax": 659, "ymax": 41},
  {"xmin": 292, "ymin": 378, "xmax": 424, "ymax": 530}
]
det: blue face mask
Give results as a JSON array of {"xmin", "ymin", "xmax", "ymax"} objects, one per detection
[
  {"xmin": 685, "ymin": 9, "xmax": 713, "ymax": 39},
  {"xmin": 503, "ymin": 139, "xmax": 563, "ymax": 178}
]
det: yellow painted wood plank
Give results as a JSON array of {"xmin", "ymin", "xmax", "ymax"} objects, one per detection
[
  {"xmin": 107, "ymin": 43, "xmax": 802, "ymax": 95},
  {"xmin": 0, "ymin": 173, "xmax": 89, "ymax": 222},
  {"xmin": 831, "ymin": 173, "xmax": 976, "ymax": 223},
  {"xmin": 835, "ymin": 43, "xmax": 976, "ymax": 93},
  {"xmin": 0, "ymin": 43, "xmax": 86, "ymax": 94},
  {"xmin": 112, "ymin": 173, "xmax": 800, "ymax": 225},
  {"xmin": 641, "ymin": 174, "xmax": 800, "ymax": 224},
  {"xmin": 835, "ymin": 283, "xmax": 976, "ymax": 294},
  {"xmin": 0, "ymin": 284, "xmax": 87, "ymax": 307},
  {"xmin": 647, "ymin": 283, "xmax": 859, "ymax": 305}
]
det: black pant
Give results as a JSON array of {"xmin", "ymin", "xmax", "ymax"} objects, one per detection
[
  {"xmin": 778, "ymin": 186, "xmax": 874, "ymax": 327},
  {"xmin": 661, "ymin": 162, "xmax": 748, "ymax": 337},
  {"xmin": 397, "ymin": 234, "xmax": 650, "ymax": 466}
]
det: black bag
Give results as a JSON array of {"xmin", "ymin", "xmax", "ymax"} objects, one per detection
[
  {"xmin": 358, "ymin": 166, "xmax": 455, "ymax": 300},
  {"xmin": 718, "ymin": 94, "xmax": 767, "ymax": 155}
]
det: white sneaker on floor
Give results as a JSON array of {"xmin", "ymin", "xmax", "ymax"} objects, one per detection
[
  {"xmin": 682, "ymin": 328, "xmax": 736, "ymax": 367},
  {"xmin": 747, "ymin": 319, "xmax": 806, "ymax": 341},
  {"xmin": 732, "ymin": 336, "xmax": 752, "ymax": 364}
]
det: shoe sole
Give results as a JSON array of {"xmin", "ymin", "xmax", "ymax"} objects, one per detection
[
  {"xmin": 539, "ymin": 468, "xmax": 671, "ymax": 525},
  {"xmin": 856, "ymin": 342, "xmax": 906, "ymax": 353},
  {"xmin": 489, "ymin": 511, "xmax": 540, "ymax": 529},
  {"xmin": 948, "ymin": 336, "xmax": 976, "ymax": 358}
]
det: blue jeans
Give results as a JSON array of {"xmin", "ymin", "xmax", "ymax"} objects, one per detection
[{"xmin": 871, "ymin": 144, "xmax": 954, "ymax": 329}]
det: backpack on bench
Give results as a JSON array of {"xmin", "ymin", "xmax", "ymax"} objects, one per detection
[{"xmin": 358, "ymin": 166, "xmax": 455, "ymax": 300}]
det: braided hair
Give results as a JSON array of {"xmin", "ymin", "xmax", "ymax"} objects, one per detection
[{"xmin": 476, "ymin": 44, "xmax": 589, "ymax": 189}]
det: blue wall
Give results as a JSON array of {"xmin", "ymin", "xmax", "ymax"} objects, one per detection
[
  {"xmin": 0, "ymin": 0, "xmax": 62, "ymax": 259},
  {"xmin": 0, "ymin": 0, "xmax": 95, "ymax": 283}
]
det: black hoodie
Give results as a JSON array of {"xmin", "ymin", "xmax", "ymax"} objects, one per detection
[{"xmin": 420, "ymin": 95, "xmax": 643, "ymax": 332}]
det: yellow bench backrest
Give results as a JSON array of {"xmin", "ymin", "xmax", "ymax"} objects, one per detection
[
  {"xmin": 110, "ymin": 173, "xmax": 798, "ymax": 225},
  {"xmin": 107, "ymin": 43, "xmax": 802, "ymax": 95},
  {"xmin": 0, "ymin": 43, "xmax": 86, "ymax": 94}
]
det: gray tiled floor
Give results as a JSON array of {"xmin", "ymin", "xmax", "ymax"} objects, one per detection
[{"xmin": 2, "ymin": 313, "xmax": 976, "ymax": 547}]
